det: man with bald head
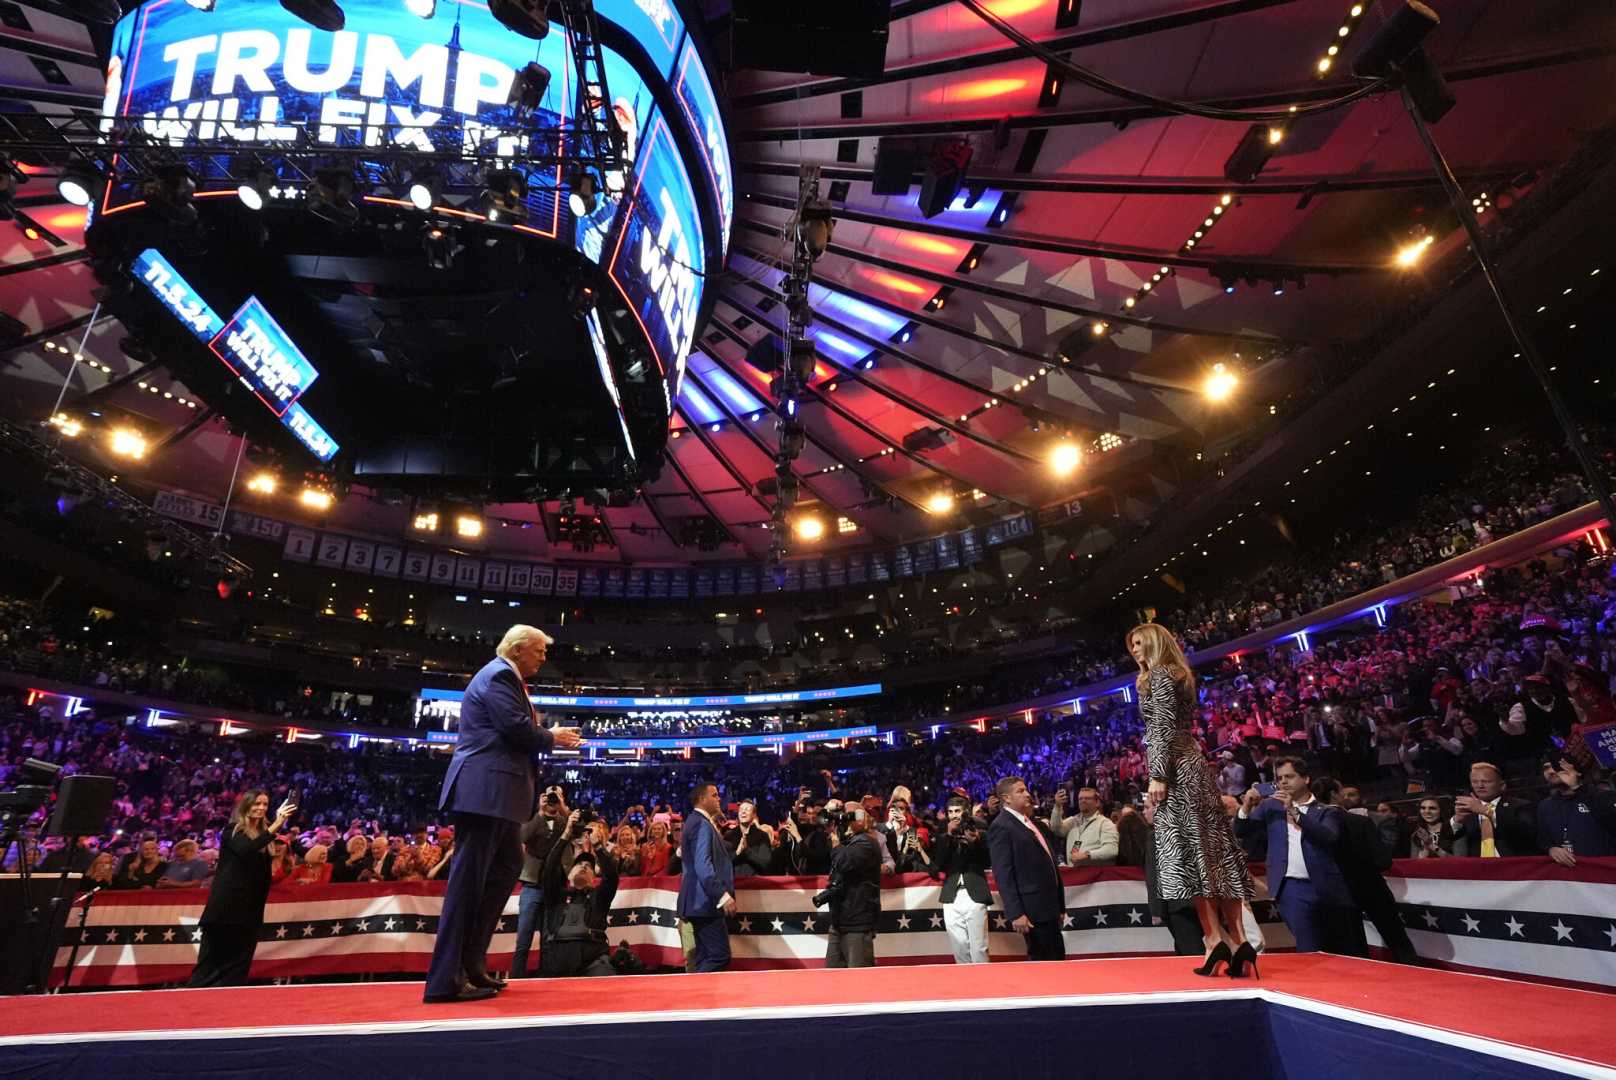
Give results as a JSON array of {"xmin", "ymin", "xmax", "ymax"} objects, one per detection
[{"xmin": 425, "ymin": 625, "xmax": 581, "ymax": 1003}]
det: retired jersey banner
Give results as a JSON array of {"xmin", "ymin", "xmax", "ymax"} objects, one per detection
[{"xmin": 49, "ymin": 861, "xmax": 1616, "ymax": 990}]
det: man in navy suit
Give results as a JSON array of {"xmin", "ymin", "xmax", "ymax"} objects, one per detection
[
  {"xmin": 424, "ymin": 625, "xmax": 580, "ymax": 1003},
  {"xmin": 676, "ymin": 781, "xmax": 736, "ymax": 972},
  {"xmin": 1236, "ymin": 756, "xmax": 1355, "ymax": 954},
  {"xmin": 987, "ymin": 776, "xmax": 1066, "ymax": 961}
]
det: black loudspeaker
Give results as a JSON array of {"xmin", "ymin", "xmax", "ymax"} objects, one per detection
[
  {"xmin": 731, "ymin": 0, "xmax": 892, "ymax": 78},
  {"xmin": 44, "ymin": 774, "xmax": 117, "ymax": 837},
  {"xmin": 871, "ymin": 137, "xmax": 920, "ymax": 196}
]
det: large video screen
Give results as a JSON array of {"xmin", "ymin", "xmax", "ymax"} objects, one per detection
[{"xmin": 103, "ymin": 0, "xmax": 731, "ymax": 422}]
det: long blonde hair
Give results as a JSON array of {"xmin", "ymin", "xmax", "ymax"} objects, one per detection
[{"xmin": 1127, "ymin": 623, "xmax": 1195, "ymax": 695}]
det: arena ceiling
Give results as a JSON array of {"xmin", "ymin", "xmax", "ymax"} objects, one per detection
[{"xmin": 1, "ymin": 0, "xmax": 1614, "ymax": 584}]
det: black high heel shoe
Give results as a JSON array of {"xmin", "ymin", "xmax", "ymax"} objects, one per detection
[
  {"xmin": 1227, "ymin": 941, "xmax": 1259, "ymax": 980},
  {"xmin": 1192, "ymin": 941, "xmax": 1233, "ymax": 977}
]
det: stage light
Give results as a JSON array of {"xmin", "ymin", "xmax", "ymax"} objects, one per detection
[
  {"xmin": 407, "ymin": 171, "xmax": 441, "ymax": 211},
  {"xmin": 280, "ymin": 0, "xmax": 345, "ymax": 31},
  {"xmin": 1049, "ymin": 441, "xmax": 1082, "ymax": 477},
  {"xmin": 413, "ymin": 511, "xmax": 440, "ymax": 532},
  {"xmin": 794, "ymin": 516, "xmax": 825, "ymax": 541},
  {"xmin": 1395, "ymin": 233, "xmax": 1435, "ymax": 268},
  {"xmin": 246, "ymin": 472, "xmax": 277, "ymax": 495},
  {"xmin": 236, "ymin": 163, "xmax": 274, "ymax": 211},
  {"xmin": 308, "ymin": 168, "xmax": 359, "ymax": 226},
  {"xmin": 404, "ymin": 0, "xmax": 435, "ymax": 15},
  {"xmin": 108, "ymin": 427, "xmax": 147, "ymax": 459},
  {"xmin": 455, "ymin": 514, "xmax": 484, "ymax": 539},
  {"xmin": 299, "ymin": 487, "xmax": 334, "ymax": 511},
  {"xmin": 925, "ymin": 491, "xmax": 955, "ymax": 515},
  {"xmin": 568, "ymin": 170, "xmax": 598, "ymax": 217},
  {"xmin": 489, "ymin": 0, "xmax": 550, "ymax": 38},
  {"xmin": 779, "ymin": 418, "xmax": 805, "ymax": 458},
  {"xmin": 508, "ymin": 62, "xmax": 552, "ymax": 113},
  {"xmin": 1224, "ymin": 124, "xmax": 1283, "ymax": 183},
  {"xmin": 1091, "ymin": 321, "xmax": 1107, "ymax": 336},
  {"xmin": 797, "ymin": 200, "xmax": 835, "ymax": 261},
  {"xmin": 1203, "ymin": 362, "xmax": 1239, "ymax": 402},
  {"xmin": 49, "ymin": 413, "xmax": 82, "ymax": 437},
  {"xmin": 421, "ymin": 223, "xmax": 460, "ymax": 270},
  {"xmin": 57, "ymin": 163, "xmax": 103, "ymax": 208},
  {"xmin": 484, "ymin": 168, "xmax": 528, "ymax": 224}
]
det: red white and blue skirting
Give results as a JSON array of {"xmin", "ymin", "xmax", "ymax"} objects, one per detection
[{"xmin": 50, "ymin": 859, "xmax": 1616, "ymax": 990}]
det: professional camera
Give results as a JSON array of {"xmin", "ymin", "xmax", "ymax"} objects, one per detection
[
  {"xmin": 810, "ymin": 877, "xmax": 843, "ymax": 909},
  {"xmin": 0, "ymin": 758, "xmax": 62, "ymax": 816},
  {"xmin": 574, "ymin": 803, "xmax": 597, "ymax": 826}
]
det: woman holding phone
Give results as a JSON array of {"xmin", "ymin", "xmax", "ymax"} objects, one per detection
[{"xmin": 187, "ymin": 788, "xmax": 296, "ymax": 987}]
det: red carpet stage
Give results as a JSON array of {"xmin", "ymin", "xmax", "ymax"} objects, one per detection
[{"xmin": 1, "ymin": 955, "xmax": 1613, "ymax": 1079}]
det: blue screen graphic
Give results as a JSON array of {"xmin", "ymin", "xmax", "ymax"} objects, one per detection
[
  {"xmin": 209, "ymin": 296, "xmax": 319, "ymax": 416},
  {"xmin": 419, "ymin": 681, "xmax": 882, "ymax": 711},
  {"xmin": 129, "ymin": 247, "xmax": 339, "ymax": 462},
  {"xmin": 104, "ymin": 0, "xmax": 730, "ymax": 429}
]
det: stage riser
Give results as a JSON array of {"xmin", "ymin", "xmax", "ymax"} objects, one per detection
[{"xmin": 0, "ymin": 1001, "xmax": 1587, "ymax": 1080}]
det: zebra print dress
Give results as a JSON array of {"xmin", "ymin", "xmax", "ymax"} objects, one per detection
[{"xmin": 1143, "ymin": 666, "xmax": 1253, "ymax": 902}]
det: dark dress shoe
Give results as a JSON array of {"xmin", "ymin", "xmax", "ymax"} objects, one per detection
[
  {"xmin": 467, "ymin": 972, "xmax": 507, "ymax": 991},
  {"xmin": 423, "ymin": 984, "xmax": 498, "ymax": 1004}
]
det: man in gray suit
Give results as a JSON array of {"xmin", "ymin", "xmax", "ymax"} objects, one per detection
[{"xmin": 424, "ymin": 626, "xmax": 580, "ymax": 1003}]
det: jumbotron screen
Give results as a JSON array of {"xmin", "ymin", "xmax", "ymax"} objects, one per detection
[{"xmin": 100, "ymin": 0, "xmax": 731, "ymax": 419}]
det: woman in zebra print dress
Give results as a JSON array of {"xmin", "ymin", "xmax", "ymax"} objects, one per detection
[{"xmin": 1129, "ymin": 623, "xmax": 1255, "ymax": 976}]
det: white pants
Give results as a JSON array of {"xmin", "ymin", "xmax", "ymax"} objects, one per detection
[{"xmin": 943, "ymin": 889, "xmax": 990, "ymax": 964}]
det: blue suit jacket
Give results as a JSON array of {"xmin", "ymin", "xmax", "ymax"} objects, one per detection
[
  {"xmin": 676, "ymin": 810, "xmax": 734, "ymax": 919},
  {"xmin": 1236, "ymin": 799, "xmax": 1351, "ymax": 905},
  {"xmin": 987, "ymin": 810, "xmax": 1065, "ymax": 925},
  {"xmin": 438, "ymin": 657, "xmax": 553, "ymax": 823}
]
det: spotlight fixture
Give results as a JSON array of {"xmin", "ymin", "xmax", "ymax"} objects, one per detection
[
  {"xmin": 484, "ymin": 168, "xmax": 529, "ymax": 223},
  {"xmin": 1203, "ymin": 361, "xmax": 1239, "ymax": 402},
  {"xmin": 139, "ymin": 164, "xmax": 198, "ymax": 225},
  {"xmin": 508, "ymin": 62, "xmax": 552, "ymax": 113},
  {"xmin": 925, "ymin": 491, "xmax": 955, "ymax": 515},
  {"xmin": 787, "ymin": 339, "xmax": 816, "ymax": 382},
  {"xmin": 488, "ymin": 0, "xmax": 550, "ymax": 39},
  {"xmin": 1353, "ymin": 2, "xmax": 1453, "ymax": 123},
  {"xmin": 421, "ymin": 222, "xmax": 461, "ymax": 270},
  {"xmin": 58, "ymin": 161, "xmax": 107, "ymax": 208},
  {"xmin": 404, "ymin": 0, "xmax": 435, "ymax": 16},
  {"xmin": 307, "ymin": 168, "xmax": 359, "ymax": 226},
  {"xmin": 48, "ymin": 412, "xmax": 83, "ymax": 438},
  {"xmin": 246, "ymin": 472, "xmax": 277, "ymax": 494},
  {"xmin": 1049, "ymin": 441, "xmax": 1082, "ymax": 477},
  {"xmin": 567, "ymin": 275, "xmax": 600, "ymax": 319},
  {"xmin": 108, "ymin": 427, "xmax": 147, "ymax": 459},
  {"xmin": 1223, "ymin": 123, "xmax": 1283, "ymax": 183},
  {"xmin": 796, "ymin": 199, "xmax": 836, "ymax": 261},
  {"xmin": 567, "ymin": 170, "xmax": 598, "ymax": 217},
  {"xmin": 236, "ymin": 161, "xmax": 274, "ymax": 210},
  {"xmin": 1394, "ymin": 233, "xmax": 1435, "ymax": 268},
  {"xmin": 280, "ymin": 0, "xmax": 345, "ymax": 32},
  {"xmin": 407, "ymin": 170, "xmax": 441, "ymax": 211},
  {"xmin": 794, "ymin": 516, "xmax": 826, "ymax": 541},
  {"xmin": 778, "ymin": 418, "xmax": 805, "ymax": 458},
  {"xmin": 299, "ymin": 486, "xmax": 335, "ymax": 511},
  {"xmin": 454, "ymin": 513, "xmax": 484, "ymax": 539}
]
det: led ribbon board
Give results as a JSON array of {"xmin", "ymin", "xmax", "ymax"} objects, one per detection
[
  {"xmin": 130, "ymin": 247, "xmax": 339, "ymax": 463},
  {"xmin": 423, "ymin": 723, "xmax": 881, "ymax": 751},
  {"xmin": 419, "ymin": 681, "xmax": 882, "ymax": 711},
  {"xmin": 104, "ymin": 0, "xmax": 731, "ymax": 427}
]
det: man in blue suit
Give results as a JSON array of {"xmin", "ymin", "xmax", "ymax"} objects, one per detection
[
  {"xmin": 1236, "ymin": 756, "xmax": 1355, "ymax": 954},
  {"xmin": 424, "ymin": 625, "xmax": 580, "ymax": 1003},
  {"xmin": 677, "ymin": 781, "xmax": 736, "ymax": 972},
  {"xmin": 987, "ymin": 776, "xmax": 1066, "ymax": 961}
]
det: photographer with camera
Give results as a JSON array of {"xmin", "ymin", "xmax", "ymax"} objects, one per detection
[
  {"xmin": 812, "ymin": 804, "xmax": 881, "ymax": 968},
  {"xmin": 536, "ymin": 808, "xmax": 620, "ymax": 978},
  {"xmin": 511, "ymin": 785, "xmax": 568, "ymax": 979},
  {"xmin": 884, "ymin": 796, "xmax": 932, "ymax": 874},
  {"xmin": 932, "ymin": 796, "xmax": 991, "ymax": 964}
]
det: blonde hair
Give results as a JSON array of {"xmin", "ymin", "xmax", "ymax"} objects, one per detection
[
  {"xmin": 497, "ymin": 624, "xmax": 555, "ymax": 660},
  {"xmin": 1127, "ymin": 623, "xmax": 1195, "ymax": 694}
]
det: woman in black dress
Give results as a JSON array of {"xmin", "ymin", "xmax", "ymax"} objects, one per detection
[
  {"xmin": 1130, "ymin": 623, "xmax": 1255, "ymax": 977},
  {"xmin": 188, "ymin": 789, "xmax": 296, "ymax": 987}
]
